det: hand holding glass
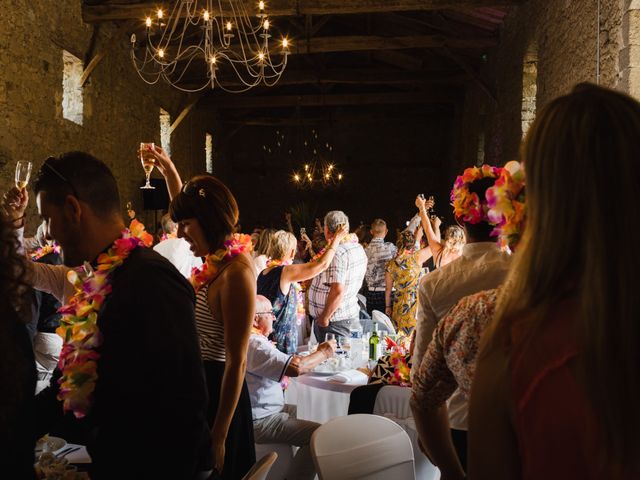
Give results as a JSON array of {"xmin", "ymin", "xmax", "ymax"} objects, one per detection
[
  {"xmin": 139, "ymin": 142, "xmax": 156, "ymax": 189},
  {"xmin": 15, "ymin": 161, "xmax": 32, "ymax": 190}
]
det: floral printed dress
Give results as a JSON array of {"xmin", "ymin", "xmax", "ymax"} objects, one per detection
[
  {"xmin": 386, "ymin": 252, "xmax": 423, "ymax": 334},
  {"xmin": 257, "ymin": 265, "xmax": 299, "ymax": 354}
]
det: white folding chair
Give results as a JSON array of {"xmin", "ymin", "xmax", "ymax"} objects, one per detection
[
  {"xmin": 242, "ymin": 452, "xmax": 278, "ymax": 480},
  {"xmin": 254, "ymin": 443, "xmax": 293, "ymax": 480},
  {"xmin": 372, "ymin": 310, "xmax": 397, "ymax": 336},
  {"xmin": 311, "ymin": 414, "xmax": 415, "ymax": 480},
  {"xmin": 373, "ymin": 386, "xmax": 441, "ymax": 480}
]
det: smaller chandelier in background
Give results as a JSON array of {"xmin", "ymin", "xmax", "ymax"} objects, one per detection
[
  {"xmin": 289, "ymin": 129, "xmax": 344, "ymax": 189},
  {"xmin": 130, "ymin": 1, "xmax": 290, "ymax": 93}
]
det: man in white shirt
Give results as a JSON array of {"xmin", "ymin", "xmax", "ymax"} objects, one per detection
[
  {"xmin": 364, "ymin": 218, "xmax": 397, "ymax": 316},
  {"xmin": 412, "ymin": 174, "xmax": 511, "ymax": 472},
  {"xmin": 153, "ymin": 214, "xmax": 202, "ymax": 278},
  {"xmin": 308, "ymin": 211, "xmax": 368, "ymax": 340},
  {"xmin": 247, "ymin": 295, "xmax": 336, "ymax": 480}
]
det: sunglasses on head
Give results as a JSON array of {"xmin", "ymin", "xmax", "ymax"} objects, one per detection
[{"xmin": 42, "ymin": 157, "xmax": 81, "ymax": 200}]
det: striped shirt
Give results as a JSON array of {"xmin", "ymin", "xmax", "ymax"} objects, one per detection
[
  {"xmin": 308, "ymin": 241, "xmax": 368, "ymax": 322},
  {"xmin": 195, "ymin": 285, "xmax": 226, "ymax": 361}
]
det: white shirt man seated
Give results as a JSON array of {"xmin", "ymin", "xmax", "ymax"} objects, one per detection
[
  {"xmin": 247, "ymin": 295, "xmax": 336, "ymax": 480},
  {"xmin": 153, "ymin": 214, "xmax": 202, "ymax": 278}
]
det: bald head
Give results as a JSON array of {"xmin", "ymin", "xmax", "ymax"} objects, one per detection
[{"xmin": 254, "ymin": 295, "xmax": 275, "ymax": 336}]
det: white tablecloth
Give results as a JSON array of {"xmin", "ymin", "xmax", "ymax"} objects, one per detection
[{"xmin": 286, "ymin": 370, "xmax": 368, "ymax": 423}]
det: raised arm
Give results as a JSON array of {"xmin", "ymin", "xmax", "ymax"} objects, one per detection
[
  {"xmin": 282, "ymin": 224, "xmax": 348, "ymax": 285},
  {"xmin": 209, "ymin": 257, "xmax": 256, "ymax": 473},
  {"xmin": 416, "ymin": 195, "xmax": 443, "ymax": 259},
  {"xmin": 147, "ymin": 145, "xmax": 183, "ymax": 200}
]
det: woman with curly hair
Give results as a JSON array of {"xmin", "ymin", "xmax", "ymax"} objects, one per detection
[{"xmin": 0, "ymin": 213, "xmax": 37, "ymax": 477}]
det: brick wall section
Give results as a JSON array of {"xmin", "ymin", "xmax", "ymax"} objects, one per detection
[
  {"xmin": 458, "ymin": 0, "xmax": 628, "ymax": 170},
  {"xmin": 0, "ymin": 0, "xmax": 209, "ymax": 235}
]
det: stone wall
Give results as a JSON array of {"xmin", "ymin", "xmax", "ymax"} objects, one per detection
[
  {"xmin": 0, "ymin": 0, "xmax": 210, "ymax": 235},
  {"xmin": 459, "ymin": 0, "xmax": 629, "ymax": 169}
]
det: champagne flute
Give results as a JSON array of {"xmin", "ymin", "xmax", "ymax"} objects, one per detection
[
  {"xmin": 15, "ymin": 161, "xmax": 32, "ymax": 191},
  {"xmin": 139, "ymin": 142, "xmax": 156, "ymax": 190}
]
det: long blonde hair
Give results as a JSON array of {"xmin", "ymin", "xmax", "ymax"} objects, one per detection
[{"xmin": 483, "ymin": 83, "xmax": 640, "ymax": 472}]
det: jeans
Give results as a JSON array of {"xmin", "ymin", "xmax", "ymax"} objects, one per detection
[
  {"xmin": 253, "ymin": 405, "xmax": 320, "ymax": 480},
  {"xmin": 312, "ymin": 319, "xmax": 352, "ymax": 343}
]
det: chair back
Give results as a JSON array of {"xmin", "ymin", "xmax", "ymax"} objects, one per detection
[
  {"xmin": 311, "ymin": 414, "xmax": 415, "ymax": 480},
  {"xmin": 373, "ymin": 386, "xmax": 440, "ymax": 480},
  {"xmin": 371, "ymin": 310, "xmax": 397, "ymax": 335},
  {"xmin": 241, "ymin": 452, "xmax": 278, "ymax": 480}
]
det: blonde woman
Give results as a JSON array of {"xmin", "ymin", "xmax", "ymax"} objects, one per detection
[
  {"xmin": 469, "ymin": 84, "xmax": 640, "ymax": 479},
  {"xmin": 257, "ymin": 227, "xmax": 347, "ymax": 353},
  {"xmin": 415, "ymin": 195, "xmax": 465, "ymax": 268}
]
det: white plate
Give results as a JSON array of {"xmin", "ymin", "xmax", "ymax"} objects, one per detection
[{"xmin": 35, "ymin": 436, "xmax": 67, "ymax": 454}]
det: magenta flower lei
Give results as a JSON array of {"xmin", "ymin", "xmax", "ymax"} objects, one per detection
[
  {"xmin": 450, "ymin": 164, "xmax": 503, "ymax": 224},
  {"xmin": 56, "ymin": 221, "xmax": 152, "ymax": 418},
  {"xmin": 30, "ymin": 242, "xmax": 61, "ymax": 261}
]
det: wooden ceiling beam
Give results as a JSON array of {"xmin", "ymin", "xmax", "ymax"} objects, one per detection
[
  {"xmin": 83, "ymin": 0, "xmax": 524, "ymax": 23},
  {"xmin": 202, "ymin": 89, "xmax": 460, "ymax": 108},
  {"xmin": 182, "ymin": 69, "xmax": 466, "ymax": 88},
  {"xmin": 281, "ymin": 34, "xmax": 497, "ymax": 55}
]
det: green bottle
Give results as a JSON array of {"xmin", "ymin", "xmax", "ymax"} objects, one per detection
[{"xmin": 369, "ymin": 322, "xmax": 379, "ymax": 360}]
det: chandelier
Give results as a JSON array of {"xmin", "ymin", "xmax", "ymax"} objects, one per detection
[
  {"xmin": 264, "ymin": 126, "xmax": 344, "ymax": 189},
  {"xmin": 130, "ymin": 1, "xmax": 289, "ymax": 93}
]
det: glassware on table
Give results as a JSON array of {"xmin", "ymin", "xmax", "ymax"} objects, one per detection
[
  {"xmin": 139, "ymin": 142, "xmax": 156, "ymax": 189},
  {"xmin": 324, "ymin": 333, "xmax": 336, "ymax": 343},
  {"xmin": 307, "ymin": 338, "xmax": 318, "ymax": 354},
  {"xmin": 15, "ymin": 161, "xmax": 32, "ymax": 190}
]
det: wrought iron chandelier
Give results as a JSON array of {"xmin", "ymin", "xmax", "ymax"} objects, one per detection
[
  {"xmin": 264, "ymin": 126, "xmax": 344, "ymax": 189},
  {"xmin": 130, "ymin": 1, "xmax": 289, "ymax": 93}
]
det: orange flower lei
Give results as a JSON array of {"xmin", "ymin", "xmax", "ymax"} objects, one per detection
[
  {"xmin": 190, "ymin": 234, "xmax": 253, "ymax": 292},
  {"xmin": 383, "ymin": 336, "xmax": 412, "ymax": 386},
  {"xmin": 486, "ymin": 161, "xmax": 526, "ymax": 250},
  {"xmin": 30, "ymin": 242, "xmax": 61, "ymax": 261},
  {"xmin": 56, "ymin": 219, "xmax": 153, "ymax": 418},
  {"xmin": 450, "ymin": 164, "xmax": 503, "ymax": 224}
]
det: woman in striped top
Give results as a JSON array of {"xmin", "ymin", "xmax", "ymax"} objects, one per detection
[{"xmin": 151, "ymin": 145, "xmax": 256, "ymax": 480}]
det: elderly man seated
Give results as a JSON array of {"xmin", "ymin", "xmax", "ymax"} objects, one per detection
[{"xmin": 247, "ymin": 295, "xmax": 336, "ymax": 480}]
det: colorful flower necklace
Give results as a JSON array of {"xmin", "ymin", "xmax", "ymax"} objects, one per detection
[
  {"xmin": 486, "ymin": 160, "xmax": 526, "ymax": 250},
  {"xmin": 160, "ymin": 231, "xmax": 177, "ymax": 242},
  {"xmin": 266, "ymin": 258, "xmax": 305, "ymax": 326},
  {"xmin": 450, "ymin": 164, "xmax": 503, "ymax": 224},
  {"xmin": 190, "ymin": 233, "xmax": 253, "ymax": 292},
  {"xmin": 30, "ymin": 242, "xmax": 61, "ymax": 261},
  {"xmin": 384, "ymin": 336, "xmax": 412, "ymax": 386},
  {"xmin": 56, "ymin": 219, "xmax": 153, "ymax": 418}
]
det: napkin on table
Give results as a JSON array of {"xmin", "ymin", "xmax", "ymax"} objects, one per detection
[{"xmin": 328, "ymin": 370, "xmax": 368, "ymax": 384}]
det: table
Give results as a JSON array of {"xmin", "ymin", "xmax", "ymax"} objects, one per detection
[{"xmin": 286, "ymin": 370, "xmax": 368, "ymax": 423}]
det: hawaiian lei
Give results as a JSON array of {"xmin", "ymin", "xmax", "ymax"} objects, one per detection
[
  {"xmin": 450, "ymin": 164, "xmax": 503, "ymax": 224},
  {"xmin": 486, "ymin": 160, "xmax": 526, "ymax": 250},
  {"xmin": 30, "ymin": 242, "xmax": 61, "ymax": 261},
  {"xmin": 190, "ymin": 233, "xmax": 253, "ymax": 292},
  {"xmin": 384, "ymin": 336, "xmax": 412, "ymax": 386},
  {"xmin": 56, "ymin": 219, "xmax": 153, "ymax": 418},
  {"xmin": 266, "ymin": 258, "xmax": 305, "ymax": 326}
]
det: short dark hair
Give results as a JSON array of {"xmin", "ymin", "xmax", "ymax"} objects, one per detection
[
  {"xmin": 33, "ymin": 152, "xmax": 120, "ymax": 218},
  {"xmin": 170, "ymin": 175, "xmax": 239, "ymax": 251},
  {"xmin": 463, "ymin": 176, "xmax": 496, "ymax": 241}
]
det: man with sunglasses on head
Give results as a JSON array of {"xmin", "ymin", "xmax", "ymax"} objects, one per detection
[
  {"xmin": 3, "ymin": 152, "xmax": 212, "ymax": 479},
  {"xmin": 247, "ymin": 295, "xmax": 335, "ymax": 480}
]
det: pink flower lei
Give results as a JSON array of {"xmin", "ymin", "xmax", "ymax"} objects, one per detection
[
  {"xmin": 56, "ymin": 219, "xmax": 154, "ymax": 418},
  {"xmin": 190, "ymin": 233, "xmax": 253, "ymax": 292},
  {"xmin": 486, "ymin": 161, "xmax": 526, "ymax": 250},
  {"xmin": 450, "ymin": 164, "xmax": 503, "ymax": 225}
]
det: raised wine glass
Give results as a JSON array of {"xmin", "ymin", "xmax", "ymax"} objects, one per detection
[
  {"xmin": 139, "ymin": 142, "xmax": 156, "ymax": 190},
  {"xmin": 15, "ymin": 161, "xmax": 32, "ymax": 191}
]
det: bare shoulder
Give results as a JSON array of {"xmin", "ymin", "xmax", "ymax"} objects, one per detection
[{"xmin": 221, "ymin": 252, "xmax": 256, "ymax": 281}]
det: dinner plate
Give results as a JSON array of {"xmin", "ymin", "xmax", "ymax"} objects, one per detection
[{"xmin": 35, "ymin": 436, "xmax": 67, "ymax": 454}]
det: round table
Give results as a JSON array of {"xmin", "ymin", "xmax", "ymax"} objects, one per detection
[{"xmin": 285, "ymin": 370, "xmax": 368, "ymax": 423}]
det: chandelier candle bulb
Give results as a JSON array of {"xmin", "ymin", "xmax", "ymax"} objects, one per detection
[
  {"xmin": 203, "ymin": 10, "xmax": 210, "ymax": 21},
  {"xmin": 158, "ymin": 48, "xmax": 165, "ymax": 58},
  {"xmin": 259, "ymin": 1, "xmax": 265, "ymax": 11},
  {"xmin": 282, "ymin": 38, "xmax": 288, "ymax": 48},
  {"xmin": 157, "ymin": 9, "xmax": 163, "ymax": 19},
  {"xmin": 263, "ymin": 19, "xmax": 270, "ymax": 30},
  {"xmin": 145, "ymin": 17, "xmax": 152, "ymax": 28},
  {"xmin": 226, "ymin": 21, "xmax": 232, "ymax": 31}
]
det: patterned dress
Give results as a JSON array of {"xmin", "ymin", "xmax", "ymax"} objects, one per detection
[
  {"xmin": 386, "ymin": 251, "xmax": 423, "ymax": 334},
  {"xmin": 257, "ymin": 266, "xmax": 299, "ymax": 354}
]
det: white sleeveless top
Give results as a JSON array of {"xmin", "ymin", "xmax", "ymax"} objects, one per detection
[{"xmin": 194, "ymin": 284, "xmax": 226, "ymax": 362}]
